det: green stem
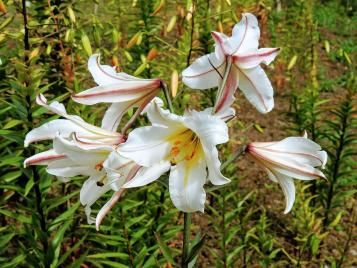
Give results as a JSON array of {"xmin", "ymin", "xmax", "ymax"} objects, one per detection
[
  {"xmin": 181, "ymin": 212, "xmax": 191, "ymax": 267},
  {"xmin": 161, "ymin": 82, "xmax": 174, "ymax": 113}
]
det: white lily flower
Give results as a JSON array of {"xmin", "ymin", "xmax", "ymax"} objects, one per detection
[
  {"xmin": 119, "ymin": 98, "xmax": 231, "ymax": 213},
  {"xmin": 24, "ymin": 94, "xmax": 123, "ymax": 147},
  {"xmin": 72, "ymin": 54, "xmax": 162, "ymax": 132},
  {"xmin": 24, "ymin": 95, "xmax": 141, "ymax": 227},
  {"xmin": 25, "ymin": 134, "xmax": 142, "ymax": 228},
  {"xmin": 182, "ymin": 13, "xmax": 280, "ymax": 114},
  {"xmin": 246, "ymin": 134, "xmax": 327, "ymax": 213}
]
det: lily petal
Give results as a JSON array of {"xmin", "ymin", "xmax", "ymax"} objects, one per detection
[
  {"xmin": 88, "ymin": 54, "xmax": 155, "ymax": 86},
  {"xmin": 47, "ymin": 159, "xmax": 97, "ymax": 177},
  {"xmin": 80, "ymin": 174, "xmax": 112, "ymax": 224},
  {"xmin": 184, "ymin": 110, "xmax": 229, "ymax": 146},
  {"xmin": 256, "ymin": 137, "xmax": 328, "ymax": 168},
  {"xmin": 36, "ymin": 94, "xmax": 121, "ymax": 141},
  {"xmin": 211, "ymin": 31, "xmax": 231, "ymax": 59},
  {"xmin": 236, "ymin": 65, "xmax": 274, "ymax": 113},
  {"xmin": 123, "ymin": 161, "xmax": 171, "ymax": 188},
  {"xmin": 72, "ymin": 81, "xmax": 160, "ymax": 105},
  {"xmin": 234, "ymin": 48, "xmax": 281, "ymax": 69},
  {"xmin": 25, "ymin": 119, "xmax": 83, "ymax": 147},
  {"xmin": 119, "ymin": 126, "xmax": 180, "ymax": 167},
  {"xmin": 214, "ymin": 65, "xmax": 239, "ymax": 113},
  {"xmin": 24, "ymin": 150, "xmax": 66, "ymax": 167},
  {"xmin": 201, "ymin": 142, "xmax": 230, "ymax": 185},
  {"xmin": 182, "ymin": 53, "xmax": 224, "ymax": 89},
  {"xmin": 144, "ymin": 97, "xmax": 183, "ymax": 127},
  {"xmin": 95, "ymin": 189, "xmax": 125, "ymax": 230},
  {"xmin": 275, "ymin": 174, "xmax": 296, "ymax": 214},
  {"xmin": 102, "ymin": 151, "xmax": 137, "ymax": 191},
  {"xmin": 169, "ymin": 160, "xmax": 207, "ymax": 212},
  {"xmin": 231, "ymin": 13, "xmax": 260, "ymax": 54},
  {"xmin": 101, "ymin": 103, "xmax": 127, "ymax": 132},
  {"xmin": 53, "ymin": 135, "xmax": 111, "ymax": 167}
]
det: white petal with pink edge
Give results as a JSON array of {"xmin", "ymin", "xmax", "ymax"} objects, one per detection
[
  {"xmin": 231, "ymin": 13, "xmax": 260, "ymax": 54},
  {"xmin": 234, "ymin": 48, "xmax": 281, "ymax": 69},
  {"xmin": 182, "ymin": 53, "xmax": 224, "ymax": 89}
]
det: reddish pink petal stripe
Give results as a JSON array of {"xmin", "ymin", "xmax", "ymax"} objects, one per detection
[
  {"xmin": 184, "ymin": 59, "xmax": 225, "ymax": 78},
  {"xmin": 25, "ymin": 154, "xmax": 66, "ymax": 166},
  {"xmin": 233, "ymin": 48, "xmax": 280, "ymax": 62},
  {"xmin": 248, "ymin": 149, "xmax": 325, "ymax": 178},
  {"xmin": 72, "ymin": 80, "xmax": 161, "ymax": 99},
  {"xmin": 236, "ymin": 65, "xmax": 268, "ymax": 112},
  {"xmin": 232, "ymin": 14, "xmax": 248, "ymax": 55},
  {"xmin": 95, "ymin": 55, "xmax": 155, "ymax": 82},
  {"xmin": 214, "ymin": 68, "xmax": 238, "ymax": 113}
]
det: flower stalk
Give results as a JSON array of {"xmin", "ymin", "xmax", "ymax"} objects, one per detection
[{"xmin": 182, "ymin": 212, "xmax": 192, "ymax": 267}]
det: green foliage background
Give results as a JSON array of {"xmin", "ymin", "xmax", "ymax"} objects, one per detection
[{"xmin": 0, "ymin": 0, "xmax": 356, "ymax": 267}]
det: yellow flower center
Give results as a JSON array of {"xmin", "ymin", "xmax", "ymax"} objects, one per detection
[{"xmin": 167, "ymin": 129, "xmax": 203, "ymax": 166}]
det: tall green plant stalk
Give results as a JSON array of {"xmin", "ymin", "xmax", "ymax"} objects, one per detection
[
  {"xmin": 181, "ymin": 212, "xmax": 191, "ymax": 267},
  {"xmin": 323, "ymin": 98, "xmax": 351, "ymax": 226}
]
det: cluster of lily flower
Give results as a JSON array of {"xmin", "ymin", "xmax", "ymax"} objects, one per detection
[{"xmin": 24, "ymin": 13, "xmax": 327, "ymax": 230}]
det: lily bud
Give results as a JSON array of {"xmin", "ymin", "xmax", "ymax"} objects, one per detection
[{"xmin": 246, "ymin": 135, "xmax": 327, "ymax": 213}]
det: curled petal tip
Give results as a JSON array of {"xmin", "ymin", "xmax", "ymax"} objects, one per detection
[
  {"xmin": 302, "ymin": 130, "xmax": 308, "ymax": 139},
  {"xmin": 283, "ymin": 208, "xmax": 291, "ymax": 214}
]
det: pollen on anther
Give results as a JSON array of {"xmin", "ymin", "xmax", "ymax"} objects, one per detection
[
  {"xmin": 95, "ymin": 163, "xmax": 103, "ymax": 171},
  {"xmin": 171, "ymin": 146, "xmax": 180, "ymax": 157}
]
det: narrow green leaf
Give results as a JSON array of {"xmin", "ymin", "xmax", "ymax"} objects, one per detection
[{"xmin": 154, "ymin": 232, "xmax": 175, "ymax": 264}]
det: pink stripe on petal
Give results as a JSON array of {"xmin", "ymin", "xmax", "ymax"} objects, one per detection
[
  {"xmin": 233, "ymin": 48, "xmax": 280, "ymax": 62},
  {"xmin": 214, "ymin": 68, "xmax": 238, "ymax": 113},
  {"xmin": 248, "ymin": 149, "xmax": 325, "ymax": 179},
  {"xmin": 236, "ymin": 65, "xmax": 268, "ymax": 112},
  {"xmin": 25, "ymin": 154, "xmax": 67, "ymax": 166},
  {"xmin": 94, "ymin": 55, "xmax": 155, "ymax": 82},
  {"xmin": 232, "ymin": 14, "xmax": 248, "ymax": 55},
  {"xmin": 72, "ymin": 80, "xmax": 161, "ymax": 100},
  {"xmin": 184, "ymin": 60, "xmax": 225, "ymax": 78},
  {"xmin": 256, "ymin": 147, "xmax": 324, "ymax": 166},
  {"xmin": 211, "ymin": 31, "xmax": 227, "ymax": 55}
]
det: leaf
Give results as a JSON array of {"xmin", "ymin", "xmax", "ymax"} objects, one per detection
[
  {"xmin": 96, "ymin": 260, "xmax": 128, "ymax": 268},
  {"xmin": 185, "ymin": 234, "xmax": 206, "ymax": 263},
  {"xmin": 154, "ymin": 232, "xmax": 175, "ymax": 264},
  {"xmin": 0, "ymin": 233, "xmax": 15, "ymax": 248},
  {"xmin": 227, "ymin": 245, "xmax": 245, "ymax": 264},
  {"xmin": 1, "ymin": 254, "xmax": 26, "ymax": 268},
  {"xmin": 0, "ymin": 208, "xmax": 31, "ymax": 224},
  {"xmin": 50, "ymin": 220, "xmax": 72, "ymax": 267},
  {"xmin": 0, "ymin": 15, "xmax": 13, "ymax": 30},
  {"xmin": 49, "ymin": 202, "xmax": 80, "ymax": 230},
  {"xmin": 88, "ymin": 252, "xmax": 129, "ymax": 260},
  {"xmin": 329, "ymin": 211, "xmax": 343, "ymax": 227},
  {"xmin": 2, "ymin": 119, "xmax": 23, "ymax": 129},
  {"xmin": 57, "ymin": 234, "xmax": 88, "ymax": 267}
]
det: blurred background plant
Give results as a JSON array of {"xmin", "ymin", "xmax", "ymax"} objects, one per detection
[{"xmin": 0, "ymin": 0, "xmax": 356, "ymax": 267}]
